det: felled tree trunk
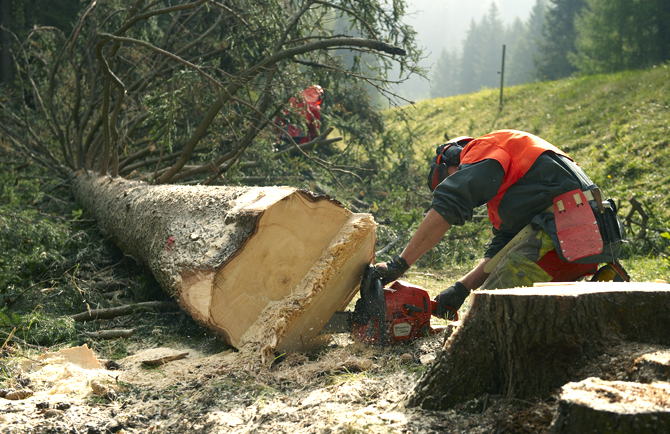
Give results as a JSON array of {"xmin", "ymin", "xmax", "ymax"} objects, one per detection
[
  {"xmin": 71, "ymin": 173, "xmax": 376, "ymax": 361},
  {"xmin": 406, "ymin": 282, "xmax": 670, "ymax": 410},
  {"xmin": 549, "ymin": 378, "xmax": 670, "ymax": 434}
]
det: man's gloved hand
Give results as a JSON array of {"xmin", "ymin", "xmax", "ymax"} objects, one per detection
[
  {"xmin": 375, "ymin": 255, "xmax": 410, "ymax": 285},
  {"xmin": 435, "ymin": 281, "xmax": 470, "ymax": 320}
]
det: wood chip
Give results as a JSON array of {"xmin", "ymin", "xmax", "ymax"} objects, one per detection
[{"xmin": 4, "ymin": 389, "xmax": 33, "ymax": 400}]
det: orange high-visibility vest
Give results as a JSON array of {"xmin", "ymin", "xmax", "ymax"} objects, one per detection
[{"xmin": 459, "ymin": 130, "xmax": 571, "ymax": 229}]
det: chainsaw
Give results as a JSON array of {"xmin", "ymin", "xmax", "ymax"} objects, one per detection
[{"xmin": 319, "ymin": 264, "xmax": 454, "ymax": 346}]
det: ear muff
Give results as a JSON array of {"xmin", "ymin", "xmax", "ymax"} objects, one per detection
[
  {"xmin": 428, "ymin": 151, "xmax": 450, "ymax": 192},
  {"xmin": 427, "ymin": 137, "xmax": 474, "ymax": 192}
]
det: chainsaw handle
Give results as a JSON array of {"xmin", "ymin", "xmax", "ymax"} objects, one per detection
[{"xmin": 430, "ymin": 299, "xmax": 458, "ymax": 321}]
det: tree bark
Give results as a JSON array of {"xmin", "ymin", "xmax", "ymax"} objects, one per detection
[
  {"xmin": 70, "ymin": 173, "xmax": 376, "ymax": 361},
  {"xmin": 406, "ymin": 282, "xmax": 670, "ymax": 410},
  {"xmin": 548, "ymin": 377, "xmax": 670, "ymax": 434}
]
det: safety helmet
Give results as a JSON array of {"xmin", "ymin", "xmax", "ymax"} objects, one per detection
[
  {"xmin": 303, "ymin": 85, "xmax": 324, "ymax": 105},
  {"xmin": 427, "ymin": 136, "xmax": 474, "ymax": 192}
]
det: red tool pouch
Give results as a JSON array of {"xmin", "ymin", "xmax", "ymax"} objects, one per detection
[{"xmin": 553, "ymin": 189, "xmax": 603, "ymax": 262}]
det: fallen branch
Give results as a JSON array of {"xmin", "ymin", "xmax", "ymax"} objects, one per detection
[
  {"xmin": 72, "ymin": 301, "xmax": 179, "ymax": 322},
  {"xmin": 141, "ymin": 352, "xmax": 189, "ymax": 367},
  {"xmin": 240, "ymin": 128, "xmax": 341, "ymax": 170},
  {"xmin": 625, "ymin": 196, "xmax": 649, "ymax": 239},
  {"xmin": 375, "ymin": 234, "xmax": 403, "ymax": 257},
  {"xmin": 86, "ymin": 329, "xmax": 137, "ymax": 339}
]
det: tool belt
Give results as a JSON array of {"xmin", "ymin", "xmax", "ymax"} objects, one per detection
[
  {"xmin": 485, "ymin": 187, "xmax": 626, "ymax": 273},
  {"xmin": 538, "ymin": 187, "xmax": 625, "ymax": 264},
  {"xmin": 552, "ymin": 188, "xmax": 624, "ymax": 263}
]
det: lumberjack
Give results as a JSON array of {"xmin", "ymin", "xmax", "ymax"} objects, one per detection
[{"xmin": 375, "ymin": 129, "xmax": 628, "ymax": 317}]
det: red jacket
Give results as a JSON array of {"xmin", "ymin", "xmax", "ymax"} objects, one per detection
[{"xmin": 460, "ymin": 130, "xmax": 570, "ymax": 228}]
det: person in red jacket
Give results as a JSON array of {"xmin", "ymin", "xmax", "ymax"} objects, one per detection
[
  {"xmin": 376, "ymin": 130, "xmax": 627, "ymax": 319},
  {"xmin": 275, "ymin": 85, "xmax": 323, "ymax": 147}
]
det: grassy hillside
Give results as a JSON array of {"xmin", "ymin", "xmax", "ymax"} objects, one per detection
[{"xmin": 373, "ymin": 64, "xmax": 670, "ymax": 280}]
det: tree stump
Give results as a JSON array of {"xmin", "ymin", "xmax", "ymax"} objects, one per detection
[
  {"xmin": 629, "ymin": 350, "xmax": 670, "ymax": 383},
  {"xmin": 71, "ymin": 174, "xmax": 376, "ymax": 361},
  {"xmin": 406, "ymin": 282, "xmax": 670, "ymax": 410},
  {"xmin": 549, "ymin": 377, "xmax": 670, "ymax": 434}
]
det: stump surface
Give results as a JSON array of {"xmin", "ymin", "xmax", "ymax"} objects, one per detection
[{"xmin": 549, "ymin": 377, "xmax": 670, "ymax": 434}]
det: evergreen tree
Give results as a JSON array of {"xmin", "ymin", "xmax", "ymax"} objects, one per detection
[
  {"xmin": 508, "ymin": 0, "xmax": 546, "ymax": 85},
  {"xmin": 458, "ymin": 19, "xmax": 481, "ymax": 94},
  {"xmin": 1, "ymin": 0, "xmax": 83, "ymax": 89},
  {"xmin": 536, "ymin": 0, "xmax": 586, "ymax": 80},
  {"xmin": 505, "ymin": 17, "xmax": 530, "ymax": 86},
  {"xmin": 430, "ymin": 48, "xmax": 460, "ymax": 98},
  {"xmin": 473, "ymin": 3, "xmax": 506, "ymax": 90},
  {"xmin": 570, "ymin": 0, "xmax": 670, "ymax": 74}
]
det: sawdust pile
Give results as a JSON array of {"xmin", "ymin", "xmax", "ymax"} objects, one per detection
[{"xmin": 2, "ymin": 334, "xmax": 670, "ymax": 433}]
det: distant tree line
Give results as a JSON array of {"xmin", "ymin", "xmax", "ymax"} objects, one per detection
[{"xmin": 430, "ymin": 0, "xmax": 670, "ymax": 98}]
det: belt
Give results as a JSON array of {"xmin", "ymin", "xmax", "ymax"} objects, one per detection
[{"xmin": 483, "ymin": 189, "xmax": 601, "ymax": 274}]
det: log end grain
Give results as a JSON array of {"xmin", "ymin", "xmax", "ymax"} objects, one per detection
[{"xmin": 549, "ymin": 378, "xmax": 670, "ymax": 434}]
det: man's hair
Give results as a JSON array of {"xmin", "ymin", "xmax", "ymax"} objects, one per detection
[{"xmin": 427, "ymin": 136, "xmax": 474, "ymax": 192}]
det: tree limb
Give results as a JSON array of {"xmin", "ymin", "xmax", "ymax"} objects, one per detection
[{"xmin": 72, "ymin": 301, "xmax": 179, "ymax": 322}]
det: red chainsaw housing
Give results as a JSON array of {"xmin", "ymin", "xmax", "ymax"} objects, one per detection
[{"xmin": 352, "ymin": 280, "xmax": 443, "ymax": 346}]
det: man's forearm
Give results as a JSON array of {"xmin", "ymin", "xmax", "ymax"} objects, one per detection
[
  {"xmin": 459, "ymin": 258, "xmax": 491, "ymax": 290},
  {"xmin": 400, "ymin": 208, "xmax": 451, "ymax": 265}
]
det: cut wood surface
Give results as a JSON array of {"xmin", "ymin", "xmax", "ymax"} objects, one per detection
[
  {"xmin": 407, "ymin": 281, "xmax": 670, "ymax": 410},
  {"xmin": 548, "ymin": 377, "xmax": 670, "ymax": 433},
  {"xmin": 629, "ymin": 349, "xmax": 670, "ymax": 383},
  {"xmin": 71, "ymin": 174, "xmax": 376, "ymax": 361}
]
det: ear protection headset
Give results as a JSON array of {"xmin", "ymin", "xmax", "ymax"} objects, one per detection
[{"xmin": 427, "ymin": 136, "xmax": 474, "ymax": 192}]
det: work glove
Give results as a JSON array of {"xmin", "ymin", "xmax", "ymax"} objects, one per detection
[
  {"xmin": 375, "ymin": 255, "xmax": 410, "ymax": 285},
  {"xmin": 435, "ymin": 281, "xmax": 470, "ymax": 320}
]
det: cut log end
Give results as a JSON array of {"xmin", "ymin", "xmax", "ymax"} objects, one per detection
[
  {"xmin": 629, "ymin": 350, "xmax": 670, "ymax": 383},
  {"xmin": 176, "ymin": 189, "xmax": 376, "ymax": 357},
  {"xmin": 549, "ymin": 378, "xmax": 670, "ymax": 433},
  {"xmin": 72, "ymin": 175, "xmax": 377, "ymax": 362}
]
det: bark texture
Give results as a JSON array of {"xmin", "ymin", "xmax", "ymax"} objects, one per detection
[
  {"xmin": 548, "ymin": 377, "xmax": 670, "ymax": 434},
  {"xmin": 71, "ymin": 173, "xmax": 376, "ymax": 361},
  {"xmin": 406, "ymin": 282, "xmax": 670, "ymax": 410}
]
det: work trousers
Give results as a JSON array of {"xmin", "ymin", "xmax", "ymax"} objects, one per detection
[{"xmin": 481, "ymin": 227, "xmax": 598, "ymax": 290}]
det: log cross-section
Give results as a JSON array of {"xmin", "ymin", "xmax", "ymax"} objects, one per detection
[{"xmin": 71, "ymin": 174, "xmax": 376, "ymax": 360}]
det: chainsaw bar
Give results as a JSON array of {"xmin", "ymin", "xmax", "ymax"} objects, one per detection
[
  {"xmin": 357, "ymin": 264, "xmax": 387, "ymax": 345},
  {"xmin": 319, "ymin": 264, "xmax": 387, "ymax": 344}
]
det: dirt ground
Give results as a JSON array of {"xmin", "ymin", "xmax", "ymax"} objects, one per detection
[{"xmin": 1, "ymin": 318, "xmax": 668, "ymax": 434}]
